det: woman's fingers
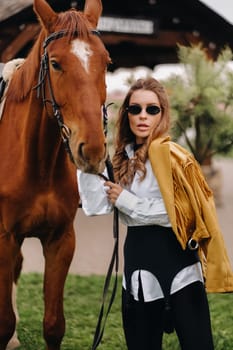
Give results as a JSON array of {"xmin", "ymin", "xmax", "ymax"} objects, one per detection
[{"xmin": 104, "ymin": 181, "xmax": 123, "ymax": 203}]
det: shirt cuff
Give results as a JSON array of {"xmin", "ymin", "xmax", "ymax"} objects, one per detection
[{"xmin": 115, "ymin": 189, "xmax": 138, "ymax": 215}]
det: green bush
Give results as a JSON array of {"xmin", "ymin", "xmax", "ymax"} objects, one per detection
[{"xmin": 163, "ymin": 44, "xmax": 233, "ymax": 164}]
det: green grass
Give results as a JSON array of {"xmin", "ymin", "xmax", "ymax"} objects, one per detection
[{"xmin": 16, "ymin": 273, "xmax": 233, "ymax": 349}]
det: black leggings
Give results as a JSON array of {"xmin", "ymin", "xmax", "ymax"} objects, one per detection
[{"xmin": 122, "ymin": 281, "xmax": 214, "ymax": 350}]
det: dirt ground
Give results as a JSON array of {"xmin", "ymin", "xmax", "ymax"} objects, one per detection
[{"xmin": 21, "ymin": 158, "xmax": 233, "ymax": 275}]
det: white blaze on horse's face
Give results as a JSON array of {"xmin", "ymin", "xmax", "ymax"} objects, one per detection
[{"xmin": 71, "ymin": 39, "xmax": 93, "ymax": 73}]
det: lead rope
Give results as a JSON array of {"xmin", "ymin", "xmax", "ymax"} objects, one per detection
[{"xmin": 91, "ymin": 105, "xmax": 119, "ymax": 350}]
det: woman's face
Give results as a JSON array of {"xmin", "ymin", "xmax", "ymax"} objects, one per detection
[{"xmin": 127, "ymin": 89, "xmax": 162, "ymax": 144}]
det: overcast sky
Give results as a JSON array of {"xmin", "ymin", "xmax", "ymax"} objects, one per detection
[{"xmin": 200, "ymin": 0, "xmax": 233, "ymax": 24}]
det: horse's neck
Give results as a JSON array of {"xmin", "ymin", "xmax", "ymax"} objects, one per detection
[
  {"xmin": 28, "ymin": 100, "xmax": 66, "ymax": 174},
  {"xmin": 3, "ymin": 94, "xmax": 65, "ymax": 178}
]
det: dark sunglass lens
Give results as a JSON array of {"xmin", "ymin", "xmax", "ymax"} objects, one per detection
[
  {"xmin": 146, "ymin": 106, "xmax": 161, "ymax": 115},
  {"xmin": 127, "ymin": 105, "xmax": 142, "ymax": 115}
]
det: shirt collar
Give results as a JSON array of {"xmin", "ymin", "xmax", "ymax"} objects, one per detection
[{"xmin": 125, "ymin": 143, "xmax": 134, "ymax": 159}]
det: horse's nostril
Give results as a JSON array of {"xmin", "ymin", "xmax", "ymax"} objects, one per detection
[
  {"xmin": 77, "ymin": 142, "xmax": 107, "ymax": 167},
  {"xmin": 104, "ymin": 142, "xmax": 107, "ymax": 157},
  {"xmin": 78, "ymin": 142, "xmax": 85, "ymax": 160}
]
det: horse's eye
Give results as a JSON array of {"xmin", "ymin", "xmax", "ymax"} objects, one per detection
[{"xmin": 50, "ymin": 60, "xmax": 62, "ymax": 71}]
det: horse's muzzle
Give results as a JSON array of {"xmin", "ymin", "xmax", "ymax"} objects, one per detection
[{"xmin": 75, "ymin": 142, "xmax": 107, "ymax": 174}]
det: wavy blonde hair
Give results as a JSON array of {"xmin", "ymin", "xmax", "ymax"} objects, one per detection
[{"xmin": 112, "ymin": 78, "xmax": 170, "ymax": 185}]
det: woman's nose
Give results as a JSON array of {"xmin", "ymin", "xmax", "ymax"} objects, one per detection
[{"xmin": 139, "ymin": 111, "xmax": 147, "ymax": 119}]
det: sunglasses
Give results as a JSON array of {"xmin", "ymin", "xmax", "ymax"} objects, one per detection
[{"xmin": 126, "ymin": 104, "xmax": 161, "ymax": 116}]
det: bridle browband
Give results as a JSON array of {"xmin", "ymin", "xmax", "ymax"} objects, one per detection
[{"xmin": 35, "ymin": 29, "xmax": 104, "ymax": 164}]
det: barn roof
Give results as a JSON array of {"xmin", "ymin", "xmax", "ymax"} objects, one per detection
[
  {"xmin": 0, "ymin": 0, "xmax": 232, "ymax": 70},
  {"xmin": 0, "ymin": 0, "xmax": 33, "ymax": 21}
]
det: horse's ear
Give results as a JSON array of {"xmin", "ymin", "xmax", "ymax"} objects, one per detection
[
  {"xmin": 33, "ymin": 0, "xmax": 58, "ymax": 33},
  {"xmin": 84, "ymin": 0, "xmax": 102, "ymax": 28}
]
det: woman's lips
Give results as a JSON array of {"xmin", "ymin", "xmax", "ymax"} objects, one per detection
[{"xmin": 137, "ymin": 123, "xmax": 149, "ymax": 130}]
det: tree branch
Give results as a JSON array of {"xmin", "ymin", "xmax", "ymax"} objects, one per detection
[{"xmin": 176, "ymin": 120, "xmax": 196, "ymax": 155}]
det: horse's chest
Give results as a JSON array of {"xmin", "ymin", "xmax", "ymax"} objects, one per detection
[{"xmin": 1, "ymin": 190, "xmax": 77, "ymax": 236}]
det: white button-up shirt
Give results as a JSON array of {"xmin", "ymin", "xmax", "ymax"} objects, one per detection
[{"xmin": 77, "ymin": 143, "xmax": 203, "ymax": 301}]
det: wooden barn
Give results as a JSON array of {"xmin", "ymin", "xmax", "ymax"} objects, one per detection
[{"xmin": 0, "ymin": 0, "xmax": 233, "ymax": 70}]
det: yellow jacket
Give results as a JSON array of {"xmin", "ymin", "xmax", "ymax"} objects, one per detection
[{"xmin": 148, "ymin": 136, "xmax": 233, "ymax": 293}]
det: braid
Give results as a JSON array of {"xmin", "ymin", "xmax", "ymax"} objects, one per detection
[{"xmin": 112, "ymin": 143, "xmax": 148, "ymax": 186}]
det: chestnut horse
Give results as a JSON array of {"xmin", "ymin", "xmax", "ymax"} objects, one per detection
[{"xmin": 0, "ymin": 0, "xmax": 111, "ymax": 349}]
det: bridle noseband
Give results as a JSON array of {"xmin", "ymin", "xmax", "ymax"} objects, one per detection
[{"xmin": 35, "ymin": 29, "xmax": 106, "ymax": 164}]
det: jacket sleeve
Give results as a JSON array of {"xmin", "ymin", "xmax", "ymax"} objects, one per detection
[
  {"xmin": 77, "ymin": 169, "xmax": 113, "ymax": 216},
  {"xmin": 178, "ymin": 156, "xmax": 233, "ymax": 292},
  {"xmin": 192, "ymin": 174, "xmax": 233, "ymax": 292}
]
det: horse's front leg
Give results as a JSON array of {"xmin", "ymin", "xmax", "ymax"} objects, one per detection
[
  {"xmin": 0, "ymin": 234, "xmax": 20, "ymax": 350},
  {"xmin": 6, "ymin": 250, "xmax": 23, "ymax": 350},
  {"xmin": 42, "ymin": 226, "xmax": 75, "ymax": 350}
]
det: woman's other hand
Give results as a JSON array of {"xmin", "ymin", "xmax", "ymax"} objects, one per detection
[{"xmin": 105, "ymin": 181, "xmax": 123, "ymax": 204}]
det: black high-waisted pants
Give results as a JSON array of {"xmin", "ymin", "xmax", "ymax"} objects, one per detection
[
  {"xmin": 122, "ymin": 281, "xmax": 214, "ymax": 350},
  {"xmin": 122, "ymin": 225, "xmax": 214, "ymax": 350}
]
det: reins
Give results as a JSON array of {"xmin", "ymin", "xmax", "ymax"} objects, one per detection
[{"xmin": 90, "ymin": 103, "xmax": 119, "ymax": 350}]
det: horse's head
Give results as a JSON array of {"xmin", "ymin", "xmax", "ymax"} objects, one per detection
[{"xmin": 34, "ymin": 0, "xmax": 111, "ymax": 174}]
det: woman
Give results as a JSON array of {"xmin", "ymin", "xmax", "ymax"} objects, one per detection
[{"xmin": 77, "ymin": 78, "xmax": 233, "ymax": 350}]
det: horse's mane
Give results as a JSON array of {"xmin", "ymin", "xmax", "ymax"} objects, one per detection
[{"xmin": 6, "ymin": 10, "xmax": 91, "ymax": 102}]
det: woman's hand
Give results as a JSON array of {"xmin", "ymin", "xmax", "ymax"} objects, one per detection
[{"xmin": 105, "ymin": 181, "xmax": 123, "ymax": 205}]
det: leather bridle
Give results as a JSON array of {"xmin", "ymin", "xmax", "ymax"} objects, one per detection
[{"xmin": 35, "ymin": 29, "xmax": 103, "ymax": 164}]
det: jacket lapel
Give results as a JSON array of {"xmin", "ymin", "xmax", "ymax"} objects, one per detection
[{"xmin": 148, "ymin": 137, "xmax": 177, "ymax": 233}]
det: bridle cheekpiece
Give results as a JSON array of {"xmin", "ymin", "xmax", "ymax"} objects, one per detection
[{"xmin": 35, "ymin": 29, "xmax": 103, "ymax": 164}]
